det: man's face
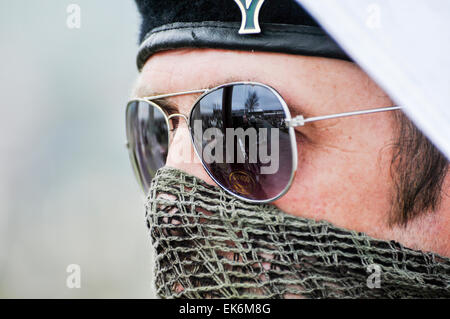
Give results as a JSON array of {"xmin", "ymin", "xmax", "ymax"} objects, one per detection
[{"xmin": 134, "ymin": 48, "xmax": 449, "ymax": 257}]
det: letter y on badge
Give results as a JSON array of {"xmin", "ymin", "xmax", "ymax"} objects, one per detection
[{"xmin": 233, "ymin": 0, "xmax": 266, "ymax": 34}]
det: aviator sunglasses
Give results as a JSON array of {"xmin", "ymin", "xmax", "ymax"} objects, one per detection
[{"xmin": 126, "ymin": 82, "xmax": 401, "ymax": 203}]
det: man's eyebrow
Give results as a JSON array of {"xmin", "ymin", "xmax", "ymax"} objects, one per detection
[
  {"xmin": 152, "ymin": 98, "xmax": 179, "ymax": 114},
  {"xmin": 133, "ymin": 85, "xmax": 199, "ymax": 114}
]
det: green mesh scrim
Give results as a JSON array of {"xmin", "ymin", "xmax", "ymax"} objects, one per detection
[{"xmin": 145, "ymin": 167, "xmax": 450, "ymax": 298}]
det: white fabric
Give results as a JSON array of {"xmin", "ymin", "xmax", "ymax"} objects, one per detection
[{"xmin": 297, "ymin": 0, "xmax": 450, "ymax": 159}]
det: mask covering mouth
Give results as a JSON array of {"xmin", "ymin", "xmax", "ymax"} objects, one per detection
[{"xmin": 145, "ymin": 167, "xmax": 450, "ymax": 298}]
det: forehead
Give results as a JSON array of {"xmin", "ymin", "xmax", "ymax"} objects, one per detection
[
  {"xmin": 138, "ymin": 48, "xmax": 357, "ymax": 88},
  {"xmin": 135, "ymin": 48, "xmax": 390, "ymax": 114}
]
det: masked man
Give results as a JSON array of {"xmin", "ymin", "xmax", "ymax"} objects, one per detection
[{"xmin": 126, "ymin": 0, "xmax": 450, "ymax": 298}]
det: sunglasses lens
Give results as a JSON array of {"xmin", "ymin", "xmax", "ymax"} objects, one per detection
[
  {"xmin": 126, "ymin": 100, "xmax": 169, "ymax": 193},
  {"xmin": 190, "ymin": 84, "xmax": 294, "ymax": 201}
]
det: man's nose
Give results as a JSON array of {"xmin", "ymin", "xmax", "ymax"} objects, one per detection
[{"xmin": 165, "ymin": 119, "xmax": 216, "ymax": 186}]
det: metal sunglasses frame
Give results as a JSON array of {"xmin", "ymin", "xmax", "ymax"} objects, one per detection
[{"xmin": 126, "ymin": 81, "xmax": 402, "ymax": 203}]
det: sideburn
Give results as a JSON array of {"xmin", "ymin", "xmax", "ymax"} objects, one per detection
[{"xmin": 389, "ymin": 111, "xmax": 449, "ymax": 226}]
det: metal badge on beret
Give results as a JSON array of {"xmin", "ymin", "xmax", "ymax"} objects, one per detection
[{"xmin": 233, "ymin": 0, "xmax": 266, "ymax": 34}]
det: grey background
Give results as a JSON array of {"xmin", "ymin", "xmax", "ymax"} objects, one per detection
[{"xmin": 0, "ymin": 1, "xmax": 154, "ymax": 298}]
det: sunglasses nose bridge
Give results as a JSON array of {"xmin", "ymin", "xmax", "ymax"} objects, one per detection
[{"xmin": 167, "ymin": 113, "xmax": 189, "ymax": 126}]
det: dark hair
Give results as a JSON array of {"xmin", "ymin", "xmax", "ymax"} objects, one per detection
[{"xmin": 390, "ymin": 111, "xmax": 449, "ymax": 226}]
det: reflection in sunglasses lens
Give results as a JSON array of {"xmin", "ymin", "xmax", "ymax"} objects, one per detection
[
  {"xmin": 190, "ymin": 84, "xmax": 294, "ymax": 201},
  {"xmin": 126, "ymin": 101, "xmax": 169, "ymax": 193}
]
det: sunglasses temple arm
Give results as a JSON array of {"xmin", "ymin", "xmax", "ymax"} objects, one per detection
[{"xmin": 288, "ymin": 106, "xmax": 402, "ymax": 127}]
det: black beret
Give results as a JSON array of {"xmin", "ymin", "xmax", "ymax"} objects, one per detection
[{"xmin": 135, "ymin": 0, "xmax": 351, "ymax": 70}]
